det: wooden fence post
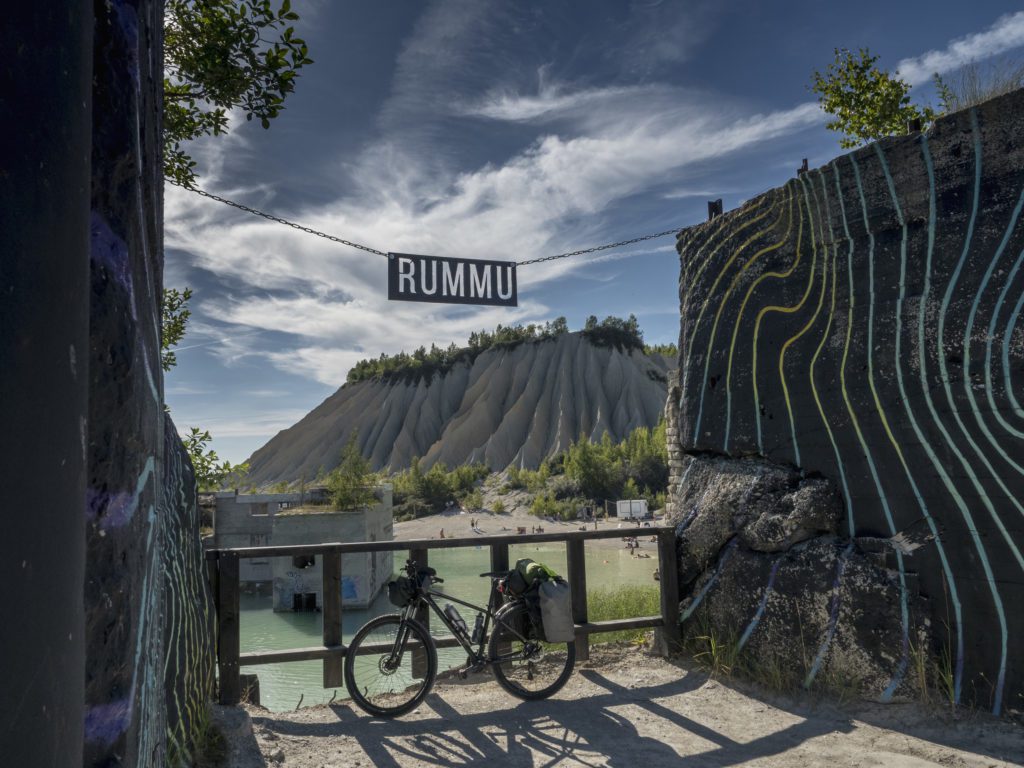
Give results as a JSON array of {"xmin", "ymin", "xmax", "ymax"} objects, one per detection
[
  {"xmin": 217, "ymin": 552, "xmax": 241, "ymax": 705},
  {"xmin": 489, "ymin": 542, "xmax": 509, "ymax": 605},
  {"xmin": 655, "ymin": 528, "xmax": 681, "ymax": 656},
  {"xmin": 566, "ymin": 538, "xmax": 589, "ymax": 662},
  {"xmin": 322, "ymin": 552, "xmax": 343, "ymax": 688}
]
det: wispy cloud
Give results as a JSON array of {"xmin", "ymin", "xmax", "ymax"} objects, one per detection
[
  {"xmin": 167, "ymin": 85, "xmax": 822, "ymax": 386},
  {"xmin": 662, "ymin": 187, "xmax": 731, "ymax": 200},
  {"xmin": 175, "ymin": 409, "xmax": 312, "ymax": 439},
  {"xmin": 897, "ymin": 11, "xmax": 1024, "ymax": 84},
  {"xmin": 165, "ymin": 384, "xmax": 216, "ymax": 396},
  {"xmin": 461, "ymin": 82, "xmax": 671, "ymax": 122}
]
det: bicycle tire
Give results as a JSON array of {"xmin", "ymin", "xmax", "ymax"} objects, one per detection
[
  {"xmin": 344, "ymin": 613, "xmax": 437, "ymax": 717},
  {"xmin": 488, "ymin": 602, "xmax": 575, "ymax": 700}
]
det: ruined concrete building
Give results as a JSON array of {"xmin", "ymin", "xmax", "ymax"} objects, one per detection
[{"xmin": 212, "ymin": 485, "xmax": 394, "ymax": 610}]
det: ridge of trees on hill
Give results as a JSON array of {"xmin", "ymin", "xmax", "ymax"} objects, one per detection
[{"xmin": 345, "ymin": 314, "xmax": 652, "ymax": 385}]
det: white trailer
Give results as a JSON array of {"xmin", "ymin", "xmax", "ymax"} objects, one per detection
[{"xmin": 616, "ymin": 499, "xmax": 648, "ymax": 519}]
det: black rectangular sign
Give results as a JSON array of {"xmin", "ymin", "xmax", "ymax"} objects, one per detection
[{"xmin": 387, "ymin": 252, "xmax": 517, "ymax": 307}]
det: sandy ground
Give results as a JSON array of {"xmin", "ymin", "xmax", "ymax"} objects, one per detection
[
  {"xmin": 213, "ymin": 643, "xmax": 1024, "ymax": 768},
  {"xmin": 392, "ymin": 508, "xmax": 660, "ymax": 551}
]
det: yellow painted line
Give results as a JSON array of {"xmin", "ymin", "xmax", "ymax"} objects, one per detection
[
  {"xmin": 723, "ymin": 183, "xmax": 797, "ymax": 438},
  {"xmin": 683, "ymin": 193, "xmax": 787, "ymax": 380},
  {"xmin": 777, "ymin": 175, "xmax": 831, "ymax": 463},
  {"xmin": 751, "ymin": 180, "xmax": 813, "ymax": 448}
]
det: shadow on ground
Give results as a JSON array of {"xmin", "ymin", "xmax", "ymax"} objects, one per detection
[
  {"xmin": 250, "ymin": 669, "xmax": 860, "ymax": 767},
  {"xmin": 243, "ymin": 658, "xmax": 1024, "ymax": 767}
]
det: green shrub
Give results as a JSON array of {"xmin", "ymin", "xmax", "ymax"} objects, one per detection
[
  {"xmin": 390, "ymin": 460, "xmax": 489, "ymax": 517},
  {"xmin": 529, "ymin": 491, "xmax": 583, "ymax": 520},
  {"xmin": 326, "ymin": 433, "xmax": 378, "ymax": 510}
]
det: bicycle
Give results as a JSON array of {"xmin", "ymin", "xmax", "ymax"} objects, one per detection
[{"xmin": 343, "ymin": 559, "xmax": 576, "ymax": 717}]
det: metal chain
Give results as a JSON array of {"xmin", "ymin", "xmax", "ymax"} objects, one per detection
[
  {"xmin": 171, "ymin": 181, "xmax": 389, "ymax": 256},
  {"xmin": 514, "ymin": 227, "xmax": 682, "ymax": 266},
  {"xmin": 174, "ymin": 181, "xmax": 681, "ymax": 266}
]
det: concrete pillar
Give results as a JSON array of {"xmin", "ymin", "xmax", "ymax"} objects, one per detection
[{"xmin": 0, "ymin": 3, "xmax": 92, "ymax": 765}]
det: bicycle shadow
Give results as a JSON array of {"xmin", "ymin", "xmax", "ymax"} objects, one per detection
[{"xmin": 252, "ymin": 668, "xmax": 854, "ymax": 767}]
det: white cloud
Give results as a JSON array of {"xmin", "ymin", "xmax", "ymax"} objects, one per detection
[
  {"xmin": 166, "ymin": 91, "xmax": 823, "ymax": 385},
  {"xmin": 165, "ymin": 384, "xmax": 216, "ymax": 396},
  {"xmin": 896, "ymin": 11, "xmax": 1024, "ymax": 85},
  {"xmin": 461, "ymin": 82, "xmax": 671, "ymax": 122},
  {"xmin": 662, "ymin": 187, "xmax": 731, "ymax": 200},
  {"xmin": 176, "ymin": 409, "xmax": 311, "ymax": 439}
]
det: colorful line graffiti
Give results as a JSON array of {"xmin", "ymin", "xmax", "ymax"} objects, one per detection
[{"xmin": 673, "ymin": 98, "xmax": 1024, "ymax": 714}]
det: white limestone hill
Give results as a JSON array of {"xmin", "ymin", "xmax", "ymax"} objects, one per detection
[{"xmin": 245, "ymin": 332, "xmax": 673, "ymax": 485}]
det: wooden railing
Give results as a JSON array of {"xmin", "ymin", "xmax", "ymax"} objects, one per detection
[{"xmin": 205, "ymin": 526, "xmax": 680, "ymax": 705}]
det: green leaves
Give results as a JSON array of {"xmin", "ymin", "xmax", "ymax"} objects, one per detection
[
  {"xmin": 163, "ymin": 0, "xmax": 314, "ymax": 185},
  {"xmin": 182, "ymin": 427, "xmax": 250, "ymax": 490},
  {"xmin": 810, "ymin": 48, "xmax": 934, "ymax": 149},
  {"xmin": 326, "ymin": 433, "xmax": 379, "ymax": 511},
  {"xmin": 161, "ymin": 287, "xmax": 193, "ymax": 372}
]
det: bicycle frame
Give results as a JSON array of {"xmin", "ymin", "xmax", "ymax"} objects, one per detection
[{"xmin": 390, "ymin": 580, "xmax": 533, "ymax": 670}]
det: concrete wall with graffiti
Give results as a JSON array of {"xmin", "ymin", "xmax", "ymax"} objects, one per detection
[
  {"xmin": 82, "ymin": 1, "xmax": 216, "ymax": 765},
  {"xmin": 668, "ymin": 89, "xmax": 1024, "ymax": 714}
]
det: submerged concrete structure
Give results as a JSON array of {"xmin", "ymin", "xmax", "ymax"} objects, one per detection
[{"xmin": 213, "ymin": 486, "xmax": 394, "ymax": 608}]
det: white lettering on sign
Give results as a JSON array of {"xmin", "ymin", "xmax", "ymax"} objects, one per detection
[
  {"xmin": 420, "ymin": 259, "xmax": 437, "ymax": 295},
  {"xmin": 388, "ymin": 253, "xmax": 517, "ymax": 306},
  {"xmin": 398, "ymin": 257, "xmax": 416, "ymax": 295},
  {"xmin": 442, "ymin": 261, "xmax": 464, "ymax": 296},
  {"xmin": 496, "ymin": 265, "xmax": 513, "ymax": 300},
  {"xmin": 470, "ymin": 263, "xmax": 491, "ymax": 299}
]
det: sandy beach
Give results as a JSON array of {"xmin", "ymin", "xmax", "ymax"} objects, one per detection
[{"xmin": 392, "ymin": 507, "xmax": 662, "ymax": 552}]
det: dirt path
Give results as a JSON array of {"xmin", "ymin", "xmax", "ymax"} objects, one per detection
[{"xmin": 214, "ymin": 644, "xmax": 1024, "ymax": 767}]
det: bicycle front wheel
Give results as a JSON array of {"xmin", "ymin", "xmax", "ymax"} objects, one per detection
[
  {"xmin": 488, "ymin": 602, "xmax": 575, "ymax": 700},
  {"xmin": 344, "ymin": 613, "xmax": 437, "ymax": 717}
]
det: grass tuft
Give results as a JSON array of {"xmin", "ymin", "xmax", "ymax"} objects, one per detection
[{"xmin": 586, "ymin": 584, "xmax": 661, "ymax": 644}]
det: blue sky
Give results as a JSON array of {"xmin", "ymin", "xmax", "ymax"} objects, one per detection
[{"xmin": 164, "ymin": 0, "xmax": 1024, "ymax": 464}]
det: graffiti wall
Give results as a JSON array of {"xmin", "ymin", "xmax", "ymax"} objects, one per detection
[
  {"xmin": 83, "ymin": 1, "xmax": 216, "ymax": 765},
  {"xmin": 670, "ymin": 89, "xmax": 1024, "ymax": 714},
  {"xmin": 162, "ymin": 414, "xmax": 217, "ymax": 762}
]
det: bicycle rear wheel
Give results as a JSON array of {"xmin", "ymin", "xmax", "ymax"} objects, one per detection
[
  {"xmin": 344, "ymin": 613, "xmax": 437, "ymax": 717},
  {"xmin": 488, "ymin": 602, "xmax": 575, "ymax": 700}
]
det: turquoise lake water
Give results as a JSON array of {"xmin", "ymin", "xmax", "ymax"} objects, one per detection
[{"xmin": 239, "ymin": 541, "xmax": 659, "ymax": 711}]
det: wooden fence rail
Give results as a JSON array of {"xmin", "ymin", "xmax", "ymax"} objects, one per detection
[{"xmin": 206, "ymin": 526, "xmax": 680, "ymax": 705}]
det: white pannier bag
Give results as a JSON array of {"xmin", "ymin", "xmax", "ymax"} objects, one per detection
[{"xmin": 538, "ymin": 579, "xmax": 574, "ymax": 643}]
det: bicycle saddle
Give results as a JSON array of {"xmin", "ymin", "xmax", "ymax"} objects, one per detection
[{"xmin": 479, "ymin": 570, "xmax": 510, "ymax": 578}]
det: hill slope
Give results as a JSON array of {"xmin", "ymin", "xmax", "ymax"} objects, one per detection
[{"xmin": 246, "ymin": 332, "xmax": 671, "ymax": 485}]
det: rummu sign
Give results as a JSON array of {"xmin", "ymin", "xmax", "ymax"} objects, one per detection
[{"xmin": 387, "ymin": 252, "xmax": 518, "ymax": 307}]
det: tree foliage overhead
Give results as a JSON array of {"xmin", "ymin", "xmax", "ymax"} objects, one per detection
[
  {"xmin": 161, "ymin": 287, "xmax": 193, "ymax": 372},
  {"xmin": 181, "ymin": 427, "xmax": 249, "ymax": 490},
  {"xmin": 810, "ymin": 47, "xmax": 935, "ymax": 148},
  {"xmin": 164, "ymin": 0, "xmax": 313, "ymax": 185}
]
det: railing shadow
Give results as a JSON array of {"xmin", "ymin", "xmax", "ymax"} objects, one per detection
[{"xmin": 249, "ymin": 669, "xmax": 853, "ymax": 767}]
